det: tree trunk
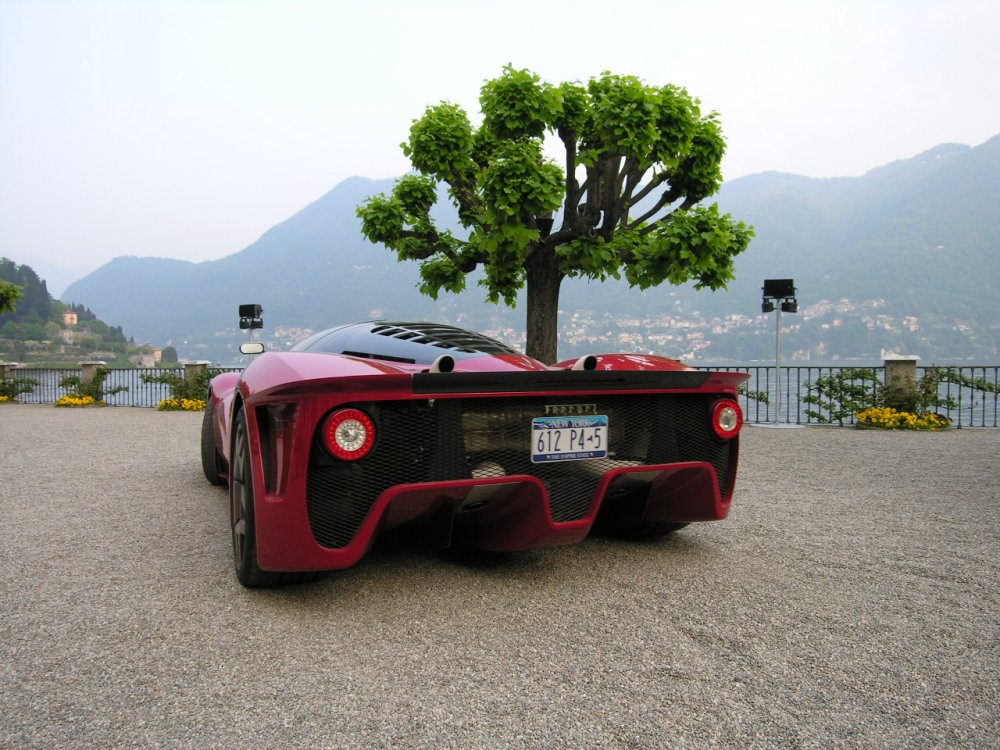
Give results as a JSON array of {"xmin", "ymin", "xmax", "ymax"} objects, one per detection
[{"xmin": 524, "ymin": 249, "xmax": 564, "ymax": 364}]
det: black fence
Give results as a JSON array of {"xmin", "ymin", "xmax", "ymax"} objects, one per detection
[
  {"xmin": 699, "ymin": 365, "xmax": 1000, "ymax": 428},
  {"xmin": 5, "ymin": 364, "xmax": 999, "ymax": 427},
  {"xmin": 9, "ymin": 367, "xmax": 241, "ymax": 409}
]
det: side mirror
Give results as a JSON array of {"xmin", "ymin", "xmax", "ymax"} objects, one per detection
[{"xmin": 240, "ymin": 342, "xmax": 265, "ymax": 355}]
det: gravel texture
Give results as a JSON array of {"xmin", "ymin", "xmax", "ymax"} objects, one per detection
[{"xmin": 1, "ymin": 404, "xmax": 998, "ymax": 749}]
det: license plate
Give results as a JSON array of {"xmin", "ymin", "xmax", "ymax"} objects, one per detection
[{"xmin": 531, "ymin": 415, "xmax": 608, "ymax": 463}]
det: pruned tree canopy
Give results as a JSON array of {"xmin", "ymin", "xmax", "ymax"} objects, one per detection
[{"xmin": 358, "ymin": 66, "xmax": 753, "ymax": 363}]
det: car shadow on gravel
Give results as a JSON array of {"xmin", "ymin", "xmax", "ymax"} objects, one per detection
[{"xmin": 218, "ymin": 517, "xmax": 719, "ymax": 596}]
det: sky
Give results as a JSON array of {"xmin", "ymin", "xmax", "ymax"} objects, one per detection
[{"xmin": 2, "ymin": 0, "xmax": 999, "ymax": 296}]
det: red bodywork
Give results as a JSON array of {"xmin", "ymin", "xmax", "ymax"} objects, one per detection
[{"xmin": 206, "ymin": 347, "xmax": 748, "ymax": 574}]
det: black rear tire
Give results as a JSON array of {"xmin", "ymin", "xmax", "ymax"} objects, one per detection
[
  {"xmin": 230, "ymin": 408, "xmax": 321, "ymax": 587},
  {"xmin": 200, "ymin": 396, "xmax": 226, "ymax": 486}
]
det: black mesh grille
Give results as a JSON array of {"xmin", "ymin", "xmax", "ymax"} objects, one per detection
[{"xmin": 306, "ymin": 394, "xmax": 731, "ymax": 549}]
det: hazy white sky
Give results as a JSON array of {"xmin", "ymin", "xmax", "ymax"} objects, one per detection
[{"xmin": 2, "ymin": 0, "xmax": 998, "ymax": 295}]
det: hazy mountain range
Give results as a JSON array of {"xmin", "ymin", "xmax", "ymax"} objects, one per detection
[{"xmin": 61, "ymin": 135, "xmax": 1000, "ymax": 363}]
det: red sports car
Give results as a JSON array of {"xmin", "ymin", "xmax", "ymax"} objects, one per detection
[{"xmin": 202, "ymin": 321, "xmax": 749, "ymax": 587}]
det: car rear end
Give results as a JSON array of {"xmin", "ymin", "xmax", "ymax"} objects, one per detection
[{"xmin": 248, "ymin": 366, "xmax": 749, "ymax": 573}]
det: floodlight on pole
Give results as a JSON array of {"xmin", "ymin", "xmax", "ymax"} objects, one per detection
[
  {"xmin": 761, "ymin": 280, "xmax": 799, "ymax": 426},
  {"xmin": 239, "ymin": 304, "xmax": 263, "ymax": 342}
]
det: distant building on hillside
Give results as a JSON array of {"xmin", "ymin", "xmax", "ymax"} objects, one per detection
[
  {"xmin": 129, "ymin": 352, "xmax": 160, "ymax": 368},
  {"xmin": 62, "ymin": 311, "xmax": 78, "ymax": 326}
]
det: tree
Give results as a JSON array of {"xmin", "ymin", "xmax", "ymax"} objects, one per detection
[
  {"xmin": 1, "ymin": 258, "xmax": 50, "ymax": 323},
  {"xmin": 0, "ymin": 280, "xmax": 21, "ymax": 315},
  {"xmin": 357, "ymin": 66, "xmax": 753, "ymax": 362}
]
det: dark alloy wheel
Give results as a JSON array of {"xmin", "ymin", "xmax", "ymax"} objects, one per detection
[{"xmin": 200, "ymin": 397, "xmax": 226, "ymax": 486}]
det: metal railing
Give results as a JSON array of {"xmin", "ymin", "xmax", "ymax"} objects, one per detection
[
  {"xmin": 700, "ymin": 365, "xmax": 1000, "ymax": 428},
  {"xmin": 933, "ymin": 366, "xmax": 1000, "ymax": 428},
  {"xmin": 5, "ymin": 364, "xmax": 999, "ymax": 427},
  {"xmin": 8, "ymin": 366, "xmax": 241, "ymax": 409}
]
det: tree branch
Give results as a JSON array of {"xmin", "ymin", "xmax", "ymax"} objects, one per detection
[
  {"xmin": 614, "ymin": 156, "xmax": 643, "ymax": 227},
  {"xmin": 559, "ymin": 126, "xmax": 580, "ymax": 215},
  {"xmin": 627, "ymin": 193, "xmax": 672, "ymax": 231},
  {"xmin": 635, "ymin": 195, "xmax": 700, "ymax": 236},
  {"xmin": 628, "ymin": 169, "xmax": 670, "ymax": 208}
]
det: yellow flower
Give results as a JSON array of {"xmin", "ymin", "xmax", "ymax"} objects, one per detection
[
  {"xmin": 157, "ymin": 397, "xmax": 206, "ymax": 412},
  {"xmin": 55, "ymin": 394, "xmax": 98, "ymax": 407},
  {"xmin": 855, "ymin": 406, "xmax": 949, "ymax": 430}
]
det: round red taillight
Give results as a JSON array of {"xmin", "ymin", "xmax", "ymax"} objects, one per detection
[
  {"xmin": 711, "ymin": 399, "xmax": 743, "ymax": 440},
  {"xmin": 323, "ymin": 408, "xmax": 376, "ymax": 461}
]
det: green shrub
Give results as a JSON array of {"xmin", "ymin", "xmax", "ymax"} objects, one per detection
[
  {"xmin": 802, "ymin": 366, "xmax": 996, "ymax": 426},
  {"xmin": 140, "ymin": 367, "xmax": 219, "ymax": 402},
  {"xmin": 0, "ymin": 376, "xmax": 38, "ymax": 401},
  {"xmin": 59, "ymin": 367, "xmax": 127, "ymax": 403},
  {"xmin": 802, "ymin": 368, "xmax": 885, "ymax": 425}
]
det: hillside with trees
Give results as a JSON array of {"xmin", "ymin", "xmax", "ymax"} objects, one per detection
[{"xmin": 0, "ymin": 258, "xmax": 159, "ymax": 365}]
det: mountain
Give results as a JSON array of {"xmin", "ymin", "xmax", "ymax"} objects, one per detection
[
  {"xmin": 713, "ymin": 140, "xmax": 1000, "ymax": 318},
  {"xmin": 61, "ymin": 136, "xmax": 1000, "ymax": 363},
  {"xmin": 703, "ymin": 137, "xmax": 1000, "ymax": 360}
]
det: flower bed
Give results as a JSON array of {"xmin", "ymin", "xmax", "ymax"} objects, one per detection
[
  {"xmin": 55, "ymin": 394, "xmax": 101, "ymax": 407},
  {"xmin": 157, "ymin": 397, "xmax": 206, "ymax": 412},
  {"xmin": 855, "ymin": 407, "xmax": 950, "ymax": 431}
]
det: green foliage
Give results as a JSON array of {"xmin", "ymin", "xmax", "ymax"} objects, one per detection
[
  {"xmin": 60, "ymin": 367, "xmax": 128, "ymax": 403},
  {"xmin": 1, "ymin": 320, "xmax": 47, "ymax": 341},
  {"xmin": 141, "ymin": 366, "xmax": 219, "ymax": 401},
  {"xmin": 401, "ymin": 102, "xmax": 475, "ymax": 179},
  {"xmin": 936, "ymin": 367, "xmax": 1000, "ymax": 395},
  {"xmin": 0, "ymin": 375, "xmax": 38, "ymax": 400},
  {"xmin": 1, "ymin": 258, "xmax": 49, "ymax": 322},
  {"xmin": 802, "ymin": 369, "xmax": 885, "ymax": 425},
  {"xmin": 801, "ymin": 367, "xmax": 985, "ymax": 425},
  {"xmin": 394, "ymin": 174, "xmax": 438, "ymax": 216},
  {"xmin": 0, "ymin": 280, "xmax": 22, "ymax": 315},
  {"xmin": 624, "ymin": 204, "xmax": 753, "ymax": 290},
  {"xmin": 583, "ymin": 73, "xmax": 659, "ymax": 160},
  {"xmin": 358, "ymin": 65, "xmax": 753, "ymax": 360},
  {"xmin": 480, "ymin": 140, "xmax": 564, "ymax": 226},
  {"xmin": 480, "ymin": 66, "xmax": 562, "ymax": 141},
  {"xmin": 738, "ymin": 382, "xmax": 770, "ymax": 405},
  {"xmin": 161, "ymin": 346, "xmax": 178, "ymax": 364}
]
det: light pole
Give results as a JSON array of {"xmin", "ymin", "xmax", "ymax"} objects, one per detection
[{"xmin": 761, "ymin": 279, "xmax": 798, "ymax": 425}]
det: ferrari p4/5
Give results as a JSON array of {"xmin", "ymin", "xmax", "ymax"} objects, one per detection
[{"xmin": 201, "ymin": 321, "xmax": 749, "ymax": 586}]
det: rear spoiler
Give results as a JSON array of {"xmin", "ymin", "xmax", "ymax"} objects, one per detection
[{"xmin": 413, "ymin": 370, "xmax": 713, "ymax": 394}]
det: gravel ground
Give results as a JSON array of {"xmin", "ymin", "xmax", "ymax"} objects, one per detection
[{"xmin": 1, "ymin": 404, "xmax": 998, "ymax": 749}]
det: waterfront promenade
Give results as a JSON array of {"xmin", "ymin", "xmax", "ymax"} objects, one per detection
[{"xmin": 1, "ymin": 405, "xmax": 998, "ymax": 748}]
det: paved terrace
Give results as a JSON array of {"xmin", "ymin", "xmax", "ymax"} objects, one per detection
[{"xmin": 1, "ymin": 405, "xmax": 997, "ymax": 749}]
